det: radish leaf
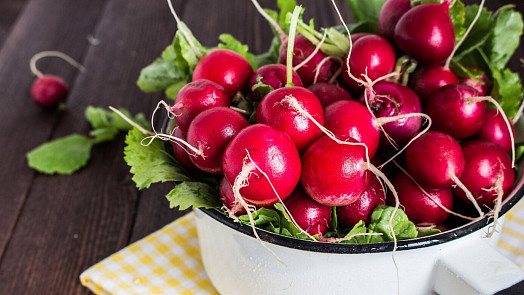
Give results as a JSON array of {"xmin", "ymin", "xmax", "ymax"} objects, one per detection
[
  {"xmin": 166, "ymin": 181, "xmax": 220, "ymax": 210},
  {"xmin": 485, "ymin": 5, "xmax": 523, "ymax": 69}
]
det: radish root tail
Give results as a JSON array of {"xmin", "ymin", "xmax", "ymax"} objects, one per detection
[{"xmin": 30, "ymin": 51, "xmax": 86, "ymax": 78}]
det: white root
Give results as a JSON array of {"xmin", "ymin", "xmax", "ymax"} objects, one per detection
[
  {"xmin": 470, "ymin": 96, "xmax": 516, "ymax": 168},
  {"xmin": 485, "ymin": 175, "xmax": 505, "ymax": 238},
  {"xmin": 444, "ymin": 0, "xmax": 485, "ymax": 69},
  {"xmin": 392, "ymin": 160, "xmax": 479, "ymax": 221},
  {"xmin": 512, "ymin": 99, "xmax": 524, "ymax": 125},
  {"xmin": 249, "ymin": 0, "xmax": 288, "ymax": 43},
  {"xmin": 166, "ymin": 0, "xmax": 203, "ymax": 59},
  {"xmin": 313, "ymin": 55, "xmax": 343, "ymax": 85},
  {"xmin": 451, "ymin": 174, "xmax": 484, "ymax": 217},
  {"xmin": 294, "ymin": 30, "xmax": 327, "ymax": 72},
  {"xmin": 29, "ymin": 51, "xmax": 86, "ymax": 78}
]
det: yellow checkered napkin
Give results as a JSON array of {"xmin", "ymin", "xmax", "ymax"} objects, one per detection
[
  {"xmin": 80, "ymin": 212, "xmax": 218, "ymax": 295},
  {"xmin": 498, "ymin": 198, "xmax": 524, "ymax": 270}
]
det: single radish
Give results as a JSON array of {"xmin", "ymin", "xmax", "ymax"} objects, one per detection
[
  {"xmin": 459, "ymin": 67, "xmax": 491, "ymax": 96},
  {"xmin": 394, "ymin": 1, "xmax": 455, "ymax": 64},
  {"xmin": 171, "ymin": 127, "xmax": 197, "ymax": 171},
  {"xmin": 475, "ymin": 108, "xmax": 515, "ymax": 153},
  {"xmin": 424, "ymin": 84, "xmax": 486, "ymax": 139},
  {"xmin": 359, "ymin": 81, "xmax": 422, "ymax": 149},
  {"xmin": 378, "ymin": 0, "xmax": 411, "ymax": 41},
  {"xmin": 220, "ymin": 177, "xmax": 246, "ymax": 215},
  {"xmin": 192, "ymin": 49, "xmax": 253, "ymax": 97},
  {"xmin": 341, "ymin": 35, "xmax": 396, "ymax": 91},
  {"xmin": 280, "ymin": 35, "xmax": 338, "ymax": 86},
  {"xmin": 405, "ymin": 130, "xmax": 465, "ymax": 188},
  {"xmin": 324, "ymin": 100, "xmax": 381, "ymax": 158},
  {"xmin": 388, "ymin": 172, "xmax": 453, "ymax": 225},
  {"xmin": 222, "ymin": 124, "xmax": 301, "ymax": 206},
  {"xmin": 307, "ymin": 82, "xmax": 352, "ymax": 108},
  {"xmin": 350, "ymin": 32, "xmax": 371, "ymax": 43},
  {"xmin": 170, "ymin": 79, "xmax": 230, "ymax": 133},
  {"xmin": 408, "ymin": 64, "xmax": 459, "ymax": 102},
  {"xmin": 301, "ymin": 135, "xmax": 371, "ymax": 206},
  {"xmin": 452, "ymin": 140, "xmax": 515, "ymax": 208},
  {"xmin": 283, "ymin": 186, "xmax": 332, "ymax": 236},
  {"xmin": 29, "ymin": 51, "xmax": 85, "ymax": 107},
  {"xmin": 256, "ymin": 87, "xmax": 324, "ymax": 153},
  {"xmin": 337, "ymin": 174, "xmax": 385, "ymax": 228},
  {"xmin": 186, "ymin": 107, "xmax": 248, "ymax": 174},
  {"xmin": 249, "ymin": 64, "xmax": 302, "ymax": 100}
]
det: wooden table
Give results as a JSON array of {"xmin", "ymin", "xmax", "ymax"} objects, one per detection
[{"xmin": 0, "ymin": 0, "xmax": 521, "ymax": 294}]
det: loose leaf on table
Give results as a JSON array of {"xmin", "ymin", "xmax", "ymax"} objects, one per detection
[
  {"xmin": 166, "ymin": 181, "xmax": 221, "ymax": 210},
  {"xmin": 124, "ymin": 128, "xmax": 191, "ymax": 190},
  {"xmin": 27, "ymin": 135, "xmax": 93, "ymax": 175}
]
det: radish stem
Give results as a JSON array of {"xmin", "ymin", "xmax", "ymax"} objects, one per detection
[
  {"xmin": 286, "ymin": 6, "xmax": 302, "ymax": 87},
  {"xmin": 30, "ymin": 51, "xmax": 85, "ymax": 79}
]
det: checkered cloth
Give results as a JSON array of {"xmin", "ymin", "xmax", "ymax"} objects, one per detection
[
  {"xmin": 81, "ymin": 201, "xmax": 524, "ymax": 294},
  {"xmin": 80, "ymin": 212, "xmax": 218, "ymax": 295}
]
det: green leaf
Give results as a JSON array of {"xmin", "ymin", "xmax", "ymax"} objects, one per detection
[
  {"xmin": 217, "ymin": 34, "xmax": 259, "ymax": 69},
  {"xmin": 165, "ymin": 81, "xmax": 187, "ymax": 99},
  {"xmin": 274, "ymin": 203, "xmax": 311, "ymax": 239},
  {"xmin": 490, "ymin": 68, "xmax": 524, "ymax": 119},
  {"xmin": 341, "ymin": 220, "xmax": 368, "ymax": 244},
  {"xmin": 166, "ymin": 181, "xmax": 220, "ymax": 210},
  {"xmin": 346, "ymin": 0, "xmax": 387, "ymax": 26},
  {"xmin": 417, "ymin": 228, "xmax": 441, "ymax": 238},
  {"xmin": 454, "ymin": 5, "xmax": 493, "ymax": 58},
  {"xmin": 137, "ymin": 58, "xmax": 186, "ymax": 93},
  {"xmin": 449, "ymin": 0, "xmax": 466, "ymax": 44},
  {"xmin": 239, "ymin": 207, "xmax": 282, "ymax": 233},
  {"xmin": 27, "ymin": 135, "xmax": 93, "ymax": 175},
  {"xmin": 368, "ymin": 204, "xmax": 418, "ymax": 241},
  {"xmin": 124, "ymin": 128, "xmax": 191, "ymax": 189},
  {"xmin": 485, "ymin": 6, "xmax": 523, "ymax": 69},
  {"xmin": 251, "ymin": 74, "xmax": 274, "ymax": 99},
  {"xmin": 277, "ymin": 0, "xmax": 297, "ymax": 33},
  {"xmin": 89, "ymin": 127, "xmax": 119, "ymax": 143},
  {"xmin": 86, "ymin": 106, "xmax": 149, "ymax": 143}
]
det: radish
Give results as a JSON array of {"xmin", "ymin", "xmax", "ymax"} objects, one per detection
[
  {"xmin": 220, "ymin": 177, "xmax": 246, "ymax": 215},
  {"xmin": 249, "ymin": 64, "xmax": 302, "ymax": 100},
  {"xmin": 388, "ymin": 172, "xmax": 453, "ymax": 225},
  {"xmin": 170, "ymin": 79, "xmax": 230, "ymax": 133},
  {"xmin": 307, "ymin": 82, "xmax": 352, "ymax": 108},
  {"xmin": 475, "ymin": 108, "xmax": 515, "ymax": 153},
  {"xmin": 459, "ymin": 67, "xmax": 491, "ymax": 96},
  {"xmin": 29, "ymin": 51, "xmax": 85, "ymax": 107},
  {"xmin": 408, "ymin": 65, "xmax": 459, "ymax": 102},
  {"xmin": 337, "ymin": 174, "xmax": 385, "ymax": 228},
  {"xmin": 192, "ymin": 49, "xmax": 253, "ymax": 97},
  {"xmin": 350, "ymin": 32, "xmax": 371, "ymax": 43},
  {"xmin": 283, "ymin": 186, "xmax": 332, "ymax": 236},
  {"xmin": 341, "ymin": 35, "xmax": 396, "ymax": 91},
  {"xmin": 359, "ymin": 81, "xmax": 422, "ymax": 150},
  {"xmin": 280, "ymin": 35, "xmax": 338, "ymax": 86},
  {"xmin": 394, "ymin": 1, "xmax": 455, "ymax": 65},
  {"xmin": 222, "ymin": 124, "xmax": 301, "ymax": 206},
  {"xmin": 186, "ymin": 107, "xmax": 248, "ymax": 174},
  {"xmin": 378, "ymin": 0, "xmax": 411, "ymax": 41},
  {"xmin": 424, "ymin": 84, "xmax": 486, "ymax": 139},
  {"xmin": 171, "ymin": 127, "xmax": 197, "ymax": 171},
  {"xmin": 452, "ymin": 140, "xmax": 515, "ymax": 209},
  {"xmin": 301, "ymin": 135, "xmax": 371, "ymax": 206},
  {"xmin": 256, "ymin": 87, "xmax": 324, "ymax": 153}
]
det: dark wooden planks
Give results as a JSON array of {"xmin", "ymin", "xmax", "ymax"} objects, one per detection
[
  {"xmin": 0, "ymin": 0, "xmax": 28, "ymax": 47},
  {"xmin": 0, "ymin": 0, "xmax": 107, "ymax": 268},
  {"xmin": 0, "ymin": 0, "xmax": 175, "ymax": 294}
]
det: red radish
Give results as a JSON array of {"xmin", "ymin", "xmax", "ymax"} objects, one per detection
[
  {"xmin": 394, "ymin": 2, "xmax": 455, "ymax": 64},
  {"xmin": 350, "ymin": 32, "xmax": 371, "ymax": 43},
  {"xmin": 307, "ymin": 82, "xmax": 352, "ymax": 108},
  {"xmin": 378, "ymin": 0, "xmax": 411, "ymax": 41},
  {"xmin": 222, "ymin": 124, "xmax": 301, "ymax": 206},
  {"xmin": 425, "ymin": 84, "xmax": 486, "ymax": 139},
  {"xmin": 341, "ymin": 35, "xmax": 396, "ymax": 91},
  {"xmin": 459, "ymin": 67, "xmax": 491, "ymax": 96},
  {"xmin": 220, "ymin": 177, "xmax": 246, "ymax": 215},
  {"xmin": 405, "ymin": 130, "xmax": 465, "ymax": 188},
  {"xmin": 324, "ymin": 100, "xmax": 380, "ymax": 158},
  {"xmin": 337, "ymin": 175, "xmax": 385, "ymax": 228},
  {"xmin": 475, "ymin": 108, "xmax": 515, "ymax": 153},
  {"xmin": 170, "ymin": 79, "xmax": 230, "ymax": 133},
  {"xmin": 359, "ymin": 81, "xmax": 422, "ymax": 149},
  {"xmin": 301, "ymin": 135, "xmax": 371, "ymax": 206},
  {"xmin": 256, "ymin": 87, "xmax": 324, "ymax": 153},
  {"xmin": 186, "ymin": 107, "xmax": 248, "ymax": 174},
  {"xmin": 171, "ymin": 127, "xmax": 197, "ymax": 171},
  {"xmin": 249, "ymin": 64, "xmax": 302, "ymax": 100},
  {"xmin": 453, "ymin": 140, "xmax": 515, "ymax": 208},
  {"xmin": 192, "ymin": 49, "xmax": 253, "ymax": 97},
  {"xmin": 280, "ymin": 35, "xmax": 338, "ymax": 86},
  {"xmin": 283, "ymin": 186, "xmax": 332, "ymax": 236},
  {"xmin": 29, "ymin": 51, "xmax": 85, "ymax": 107},
  {"xmin": 408, "ymin": 65, "xmax": 459, "ymax": 102},
  {"xmin": 388, "ymin": 172, "xmax": 453, "ymax": 225}
]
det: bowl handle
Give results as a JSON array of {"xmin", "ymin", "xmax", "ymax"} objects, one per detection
[{"xmin": 433, "ymin": 237, "xmax": 524, "ymax": 294}]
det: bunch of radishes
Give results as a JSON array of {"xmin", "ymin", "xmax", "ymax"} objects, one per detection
[{"xmin": 131, "ymin": 0, "xmax": 523, "ymax": 242}]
